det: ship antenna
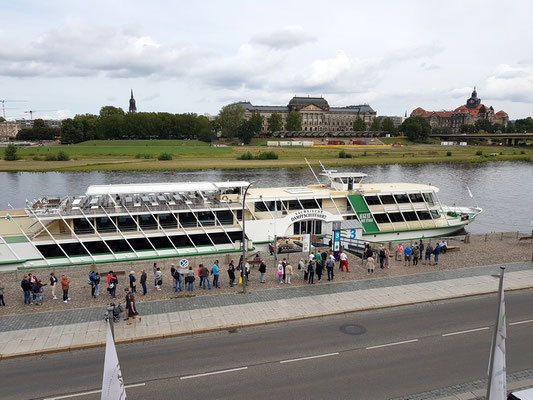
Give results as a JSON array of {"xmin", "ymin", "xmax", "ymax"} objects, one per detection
[
  {"xmin": 318, "ymin": 160, "xmax": 334, "ymax": 185},
  {"xmin": 305, "ymin": 158, "xmax": 321, "ymax": 185}
]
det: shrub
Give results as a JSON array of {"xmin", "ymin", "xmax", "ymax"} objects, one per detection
[
  {"xmin": 158, "ymin": 153, "xmax": 173, "ymax": 161},
  {"xmin": 475, "ymin": 150, "xmax": 483, "ymax": 156},
  {"xmin": 338, "ymin": 150, "xmax": 352, "ymax": 159},
  {"xmin": 32, "ymin": 156, "xmax": 42, "ymax": 161},
  {"xmin": 520, "ymin": 150, "xmax": 526, "ymax": 154},
  {"xmin": 362, "ymin": 151, "xmax": 367, "ymax": 157},
  {"xmin": 57, "ymin": 151, "xmax": 70, "ymax": 161},
  {"xmin": 45, "ymin": 154, "xmax": 58, "ymax": 161},
  {"xmin": 446, "ymin": 151, "xmax": 452, "ymax": 157},
  {"xmin": 4, "ymin": 144, "xmax": 18, "ymax": 161},
  {"xmin": 255, "ymin": 151, "xmax": 278, "ymax": 160},
  {"xmin": 237, "ymin": 152, "xmax": 253, "ymax": 160}
]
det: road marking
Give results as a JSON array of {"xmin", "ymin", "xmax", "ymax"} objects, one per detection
[
  {"xmin": 366, "ymin": 339, "xmax": 418, "ymax": 350},
  {"xmin": 509, "ymin": 319, "xmax": 533, "ymax": 326},
  {"xmin": 44, "ymin": 383, "xmax": 145, "ymax": 399},
  {"xmin": 279, "ymin": 352, "xmax": 339, "ymax": 364},
  {"xmin": 442, "ymin": 327, "xmax": 489, "ymax": 337},
  {"xmin": 180, "ymin": 366, "xmax": 248, "ymax": 380}
]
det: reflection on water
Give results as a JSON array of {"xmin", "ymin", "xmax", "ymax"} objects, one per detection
[{"xmin": 2, "ymin": 161, "xmax": 532, "ymax": 234}]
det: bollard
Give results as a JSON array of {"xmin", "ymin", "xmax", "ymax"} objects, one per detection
[
  {"xmin": 464, "ymin": 234, "xmax": 470, "ymax": 244},
  {"xmin": 106, "ymin": 305, "xmax": 115, "ymax": 340},
  {"xmin": 485, "ymin": 233, "xmax": 488, "ymax": 242},
  {"xmin": 501, "ymin": 232, "xmax": 504, "ymax": 241}
]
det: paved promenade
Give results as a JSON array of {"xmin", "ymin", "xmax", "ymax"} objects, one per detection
[{"xmin": 1, "ymin": 261, "xmax": 532, "ymax": 359}]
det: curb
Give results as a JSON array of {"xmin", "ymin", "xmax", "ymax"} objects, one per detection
[{"xmin": 2, "ymin": 284, "xmax": 532, "ymax": 360}]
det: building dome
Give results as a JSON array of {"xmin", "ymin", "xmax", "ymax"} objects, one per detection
[{"xmin": 288, "ymin": 96, "xmax": 329, "ymax": 111}]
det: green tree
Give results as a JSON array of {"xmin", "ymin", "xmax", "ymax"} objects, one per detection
[
  {"xmin": 217, "ymin": 104, "xmax": 245, "ymax": 138},
  {"xmin": 237, "ymin": 120, "xmax": 255, "ymax": 144},
  {"xmin": 460, "ymin": 124, "xmax": 476, "ymax": 133},
  {"xmin": 381, "ymin": 117, "xmax": 396, "ymax": 134},
  {"xmin": 353, "ymin": 117, "xmax": 366, "ymax": 131},
  {"xmin": 285, "ymin": 112, "xmax": 302, "ymax": 131},
  {"xmin": 74, "ymin": 114, "xmax": 100, "ymax": 140},
  {"xmin": 515, "ymin": 117, "xmax": 533, "ymax": 133},
  {"xmin": 400, "ymin": 116, "xmax": 431, "ymax": 142},
  {"xmin": 96, "ymin": 113, "xmax": 125, "ymax": 139},
  {"xmin": 195, "ymin": 115, "xmax": 216, "ymax": 142},
  {"xmin": 474, "ymin": 119, "xmax": 493, "ymax": 133},
  {"xmin": 267, "ymin": 113, "xmax": 283, "ymax": 133},
  {"xmin": 4, "ymin": 143, "xmax": 18, "ymax": 161},
  {"xmin": 99, "ymin": 106, "xmax": 125, "ymax": 118},
  {"xmin": 248, "ymin": 113, "xmax": 263, "ymax": 134},
  {"xmin": 369, "ymin": 118, "xmax": 381, "ymax": 131},
  {"xmin": 60, "ymin": 118, "xmax": 84, "ymax": 143}
]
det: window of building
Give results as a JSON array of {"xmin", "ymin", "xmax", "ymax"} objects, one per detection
[
  {"xmin": 394, "ymin": 194, "xmax": 410, "ymax": 203},
  {"xmin": 402, "ymin": 211, "xmax": 418, "ymax": 221},
  {"xmin": 417, "ymin": 211, "xmax": 432, "ymax": 220},
  {"xmin": 379, "ymin": 195, "xmax": 395, "ymax": 204},
  {"xmin": 430, "ymin": 210, "xmax": 441, "ymax": 219},
  {"xmin": 423, "ymin": 193, "xmax": 435, "ymax": 206},
  {"xmin": 374, "ymin": 213, "xmax": 390, "ymax": 223},
  {"xmin": 365, "ymin": 196, "xmax": 381, "ymax": 205},
  {"xmin": 408, "ymin": 193, "xmax": 424, "ymax": 203},
  {"xmin": 388, "ymin": 212, "xmax": 404, "ymax": 222}
]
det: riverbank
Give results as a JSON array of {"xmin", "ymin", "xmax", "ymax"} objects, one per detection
[{"xmin": 0, "ymin": 140, "xmax": 531, "ymax": 171}]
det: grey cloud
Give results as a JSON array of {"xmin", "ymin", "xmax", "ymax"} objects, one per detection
[{"xmin": 251, "ymin": 26, "xmax": 316, "ymax": 49}]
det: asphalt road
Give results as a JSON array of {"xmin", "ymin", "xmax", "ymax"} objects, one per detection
[{"xmin": 2, "ymin": 289, "xmax": 533, "ymax": 400}]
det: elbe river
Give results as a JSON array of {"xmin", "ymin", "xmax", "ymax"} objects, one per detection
[{"xmin": 1, "ymin": 161, "xmax": 532, "ymax": 234}]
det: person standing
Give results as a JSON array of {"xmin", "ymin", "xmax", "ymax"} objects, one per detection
[
  {"xmin": 285, "ymin": 264, "xmax": 293, "ymax": 284},
  {"xmin": 277, "ymin": 261, "xmax": 283, "ymax": 284},
  {"xmin": 21, "ymin": 275, "xmax": 31, "ymax": 305},
  {"xmin": 424, "ymin": 243, "xmax": 434, "ymax": 265},
  {"xmin": 404, "ymin": 245, "xmax": 412, "ymax": 266},
  {"xmin": 94, "ymin": 272, "xmax": 100, "ymax": 297},
  {"xmin": 259, "ymin": 260, "xmax": 266, "ymax": 283},
  {"xmin": 244, "ymin": 261, "xmax": 251, "ymax": 283},
  {"xmin": 433, "ymin": 242, "xmax": 441, "ymax": 265},
  {"xmin": 129, "ymin": 271, "xmax": 136, "ymax": 294},
  {"xmin": 127, "ymin": 294, "xmax": 141, "ymax": 325},
  {"xmin": 186, "ymin": 266, "xmax": 195, "ymax": 292},
  {"xmin": 440, "ymin": 240, "xmax": 448, "ymax": 254},
  {"xmin": 228, "ymin": 261, "xmax": 236, "ymax": 287},
  {"xmin": 315, "ymin": 257, "xmax": 323, "ymax": 281},
  {"xmin": 321, "ymin": 250, "xmax": 328, "ymax": 267},
  {"xmin": 122, "ymin": 288, "xmax": 132, "ymax": 321},
  {"xmin": 419, "ymin": 240, "xmax": 425, "ymax": 260},
  {"xmin": 154, "ymin": 267, "xmax": 162, "ymax": 290},
  {"xmin": 171, "ymin": 264, "xmax": 182, "ymax": 292},
  {"xmin": 152, "ymin": 262, "xmax": 158, "ymax": 287},
  {"xmin": 61, "ymin": 275, "xmax": 70, "ymax": 303},
  {"xmin": 307, "ymin": 260, "xmax": 315, "ymax": 284},
  {"xmin": 378, "ymin": 245, "xmax": 386, "ymax": 269},
  {"xmin": 107, "ymin": 271, "xmax": 114, "ymax": 286},
  {"xmin": 281, "ymin": 258, "xmax": 287, "ymax": 282},
  {"xmin": 396, "ymin": 243, "xmax": 404, "ymax": 262},
  {"xmin": 301, "ymin": 258, "xmax": 308, "ymax": 281},
  {"xmin": 0, "ymin": 280, "xmax": 5, "ymax": 306},
  {"xmin": 339, "ymin": 250, "xmax": 349, "ymax": 272},
  {"xmin": 197, "ymin": 265, "xmax": 203, "ymax": 288},
  {"xmin": 200, "ymin": 264, "xmax": 210, "ymax": 289},
  {"xmin": 325, "ymin": 256, "xmax": 335, "ymax": 281},
  {"xmin": 412, "ymin": 244, "xmax": 420, "ymax": 266},
  {"xmin": 212, "ymin": 260, "xmax": 220, "ymax": 288},
  {"xmin": 367, "ymin": 253, "xmax": 375, "ymax": 273},
  {"xmin": 384, "ymin": 248, "xmax": 390, "ymax": 269},
  {"xmin": 140, "ymin": 270, "xmax": 147, "ymax": 295},
  {"xmin": 49, "ymin": 272, "xmax": 58, "ymax": 300}
]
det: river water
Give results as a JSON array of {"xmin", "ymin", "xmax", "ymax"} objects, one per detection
[{"xmin": 2, "ymin": 161, "xmax": 532, "ymax": 234}]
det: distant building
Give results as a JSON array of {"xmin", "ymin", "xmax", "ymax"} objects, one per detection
[
  {"xmin": 377, "ymin": 115, "xmax": 404, "ymax": 128},
  {"xmin": 129, "ymin": 89, "xmax": 137, "ymax": 113},
  {"xmin": 13, "ymin": 119, "xmax": 62, "ymax": 129},
  {"xmin": 0, "ymin": 122, "xmax": 21, "ymax": 140},
  {"xmin": 411, "ymin": 88, "xmax": 509, "ymax": 133},
  {"xmin": 233, "ymin": 96, "xmax": 376, "ymax": 133}
]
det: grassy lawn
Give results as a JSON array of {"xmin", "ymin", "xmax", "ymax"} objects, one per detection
[{"xmin": 0, "ymin": 139, "xmax": 531, "ymax": 171}]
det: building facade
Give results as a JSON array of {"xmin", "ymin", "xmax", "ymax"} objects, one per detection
[
  {"xmin": 411, "ymin": 88, "xmax": 509, "ymax": 133},
  {"xmin": 0, "ymin": 122, "xmax": 21, "ymax": 140},
  {"xmin": 234, "ymin": 96, "xmax": 376, "ymax": 133}
]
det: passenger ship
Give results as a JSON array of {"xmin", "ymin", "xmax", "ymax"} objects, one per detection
[{"xmin": 0, "ymin": 171, "xmax": 481, "ymax": 269}]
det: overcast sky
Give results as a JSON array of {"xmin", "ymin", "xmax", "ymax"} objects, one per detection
[{"xmin": 1, "ymin": 0, "xmax": 532, "ymax": 120}]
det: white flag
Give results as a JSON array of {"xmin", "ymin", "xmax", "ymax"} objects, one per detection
[
  {"xmin": 488, "ymin": 285, "xmax": 506, "ymax": 399},
  {"xmin": 101, "ymin": 322, "xmax": 127, "ymax": 400},
  {"xmin": 466, "ymin": 185, "xmax": 474, "ymax": 198}
]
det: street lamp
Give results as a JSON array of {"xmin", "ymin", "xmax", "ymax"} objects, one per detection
[{"xmin": 242, "ymin": 182, "xmax": 254, "ymax": 294}]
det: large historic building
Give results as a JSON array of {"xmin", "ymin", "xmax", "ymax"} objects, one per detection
[
  {"xmin": 234, "ymin": 96, "xmax": 376, "ymax": 133},
  {"xmin": 411, "ymin": 88, "xmax": 509, "ymax": 133},
  {"xmin": 0, "ymin": 122, "xmax": 21, "ymax": 140}
]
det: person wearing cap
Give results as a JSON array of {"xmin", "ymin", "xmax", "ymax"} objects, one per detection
[{"xmin": 129, "ymin": 271, "xmax": 136, "ymax": 294}]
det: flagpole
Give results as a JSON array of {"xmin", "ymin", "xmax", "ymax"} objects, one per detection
[{"xmin": 486, "ymin": 266, "xmax": 505, "ymax": 399}]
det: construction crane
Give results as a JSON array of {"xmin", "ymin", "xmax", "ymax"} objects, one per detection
[
  {"xmin": 23, "ymin": 110, "xmax": 57, "ymax": 120},
  {"xmin": 0, "ymin": 100, "xmax": 27, "ymax": 119}
]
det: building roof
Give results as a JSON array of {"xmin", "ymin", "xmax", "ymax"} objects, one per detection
[
  {"xmin": 330, "ymin": 105, "xmax": 375, "ymax": 113},
  {"xmin": 494, "ymin": 110, "xmax": 508, "ymax": 117},
  {"xmin": 288, "ymin": 96, "xmax": 329, "ymax": 108}
]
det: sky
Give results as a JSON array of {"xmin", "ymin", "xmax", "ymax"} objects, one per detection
[{"xmin": 1, "ymin": 0, "xmax": 533, "ymax": 121}]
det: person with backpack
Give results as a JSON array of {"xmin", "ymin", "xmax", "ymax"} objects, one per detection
[
  {"xmin": 259, "ymin": 260, "xmax": 266, "ymax": 283},
  {"xmin": 171, "ymin": 264, "xmax": 181, "ymax": 292},
  {"xmin": 378, "ymin": 245, "xmax": 386, "ymax": 269},
  {"xmin": 129, "ymin": 271, "xmax": 136, "ymax": 294},
  {"xmin": 21, "ymin": 275, "xmax": 31, "ymax": 305},
  {"xmin": 32, "ymin": 280, "xmax": 45, "ymax": 305},
  {"xmin": 154, "ymin": 267, "xmax": 162, "ymax": 291},
  {"xmin": 424, "ymin": 243, "xmax": 434, "ymax": 265},
  {"xmin": 412, "ymin": 244, "xmax": 420, "ymax": 266},
  {"xmin": 185, "ymin": 266, "xmax": 195, "ymax": 292},
  {"xmin": 433, "ymin": 242, "xmax": 441, "ymax": 265},
  {"xmin": 140, "ymin": 270, "xmax": 147, "ymax": 295},
  {"xmin": 307, "ymin": 260, "xmax": 315, "ymax": 284},
  {"xmin": 89, "ymin": 271, "xmax": 98, "ymax": 298},
  {"xmin": 200, "ymin": 264, "xmax": 210, "ymax": 290},
  {"xmin": 109, "ymin": 273, "xmax": 118, "ymax": 298}
]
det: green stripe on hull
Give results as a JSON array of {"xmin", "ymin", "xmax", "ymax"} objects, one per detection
[{"xmin": 347, "ymin": 194, "xmax": 380, "ymax": 233}]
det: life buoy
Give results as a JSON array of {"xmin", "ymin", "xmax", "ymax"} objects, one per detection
[{"xmin": 221, "ymin": 195, "xmax": 229, "ymax": 201}]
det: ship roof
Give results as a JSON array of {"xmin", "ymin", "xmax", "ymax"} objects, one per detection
[{"xmin": 86, "ymin": 181, "xmax": 250, "ymax": 196}]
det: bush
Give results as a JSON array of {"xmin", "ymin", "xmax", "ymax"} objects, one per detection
[
  {"xmin": 446, "ymin": 151, "xmax": 452, "ymax": 157},
  {"xmin": 57, "ymin": 151, "xmax": 70, "ymax": 161},
  {"xmin": 475, "ymin": 150, "xmax": 483, "ymax": 156},
  {"xmin": 4, "ymin": 144, "xmax": 18, "ymax": 161},
  {"xmin": 520, "ymin": 150, "xmax": 526, "ymax": 154},
  {"xmin": 255, "ymin": 151, "xmax": 278, "ymax": 160},
  {"xmin": 158, "ymin": 153, "xmax": 173, "ymax": 161},
  {"xmin": 338, "ymin": 150, "xmax": 352, "ymax": 159},
  {"xmin": 32, "ymin": 156, "xmax": 42, "ymax": 161},
  {"xmin": 237, "ymin": 152, "xmax": 253, "ymax": 160},
  {"xmin": 45, "ymin": 154, "xmax": 58, "ymax": 161},
  {"xmin": 362, "ymin": 151, "xmax": 367, "ymax": 157}
]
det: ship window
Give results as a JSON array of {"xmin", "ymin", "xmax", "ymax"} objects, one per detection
[
  {"xmin": 117, "ymin": 215, "xmax": 137, "ymax": 231},
  {"xmin": 150, "ymin": 236, "xmax": 173, "ymax": 249},
  {"xmin": 169, "ymin": 235, "xmax": 194, "ymax": 248},
  {"xmin": 191, "ymin": 233, "xmax": 211, "ymax": 246},
  {"xmin": 37, "ymin": 244, "xmax": 64, "ymax": 258},
  {"xmin": 430, "ymin": 210, "xmax": 441, "ymax": 219},
  {"xmin": 159, "ymin": 214, "xmax": 177, "ymax": 229},
  {"xmin": 409, "ymin": 193, "xmax": 424, "ymax": 203},
  {"xmin": 236, "ymin": 210, "xmax": 243, "ymax": 221},
  {"xmin": 365, "ymin": 196, "xmax": 380, "ymax": 205},
  {"xmin": 388, "ymin": 212, "xmax": 404, "ymax": 222},
  {"xmin": 394, "ymin": 194, "xmax": 410, "ymax": 203},
  {"xmin": 216, "ymin": 210, "xmax": 234, "ymax": 225},
  {"xmin": 254, "ymin": 201, "xmax": 286, "ymax": 212},
  {"xmin": 379, "ymin": 195, "xmax": 395, "ymax": 204},
  {"xmin": 129, "ymin": 237, "xmax": 153, "ymax": 250},
  {"xmin": 197, "ymin": 211, "xmax": 215, "ymax": 226},
  {"xmin": 139, "ymin": 215, "xmax": 157, "ymax": 230},
  {"xmin": 210, "ymin": 232, "xmax": 232, "ymax": 245},
  {"xmin": 402, "ymin": 211, "xmax": 418, "ymax": 221},
  {"xmin": 84, "ymin": 241, "xmax": 110, "ymax": 255},
  {"xmin": 62, "ymin": 242, "xmax": 89, "ymax": 256},
  {"xmin": 300, "ymin": 199, "xmax": 322, "ymax": 209},
  {"xmin": 105, "ymin": 239, "xmax": 132, "ymax": 253},
  {"xmin": 254, "ymin": 201, "xmax": 269, "ymax": 212},
  {"xmin": 73, "ymin": 218, "xmax": 94, "ymax": 234},
  {"xmin": 374, "ymin": 214, "xmax": 390, "ymax": 223},
  {"xmin": 288, "ymin": 200, "xmax": 303, "ymax": 210},
  {"xmin": 96, "ymin": 217, "xmax": 116, "ymax": 233},
  {"xmin": 423, "ymin": 193, "xmax": 435, "ymax": 206},
  {"xmin": 180, "ymin": 212, "xmax": 197, "ymax": 228},
  {"xmin": 417, "ymin": 211, "xmax": 432, "ymax": 220}
]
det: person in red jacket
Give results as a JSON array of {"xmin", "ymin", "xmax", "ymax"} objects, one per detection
[{"xmin": 61, "ymin": 275, "xmax": 70, "ymax": 303}]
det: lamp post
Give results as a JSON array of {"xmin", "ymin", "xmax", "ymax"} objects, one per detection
[{"xmin": 242, "ymin": 182, "xmax": 254, "ymax": 294}]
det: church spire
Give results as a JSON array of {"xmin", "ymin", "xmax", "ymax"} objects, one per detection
[{"xmin": 129, "ymin": 89, "xmax": 137, "ymax": 113}]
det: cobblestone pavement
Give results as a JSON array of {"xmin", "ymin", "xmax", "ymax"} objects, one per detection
[
  {"xmin": 0, "ymin": 261, "xmax": 531, "ymax": 333},
  {"xmin": 391, "ymin": 367, "xmax": 533, "ymax": 399}
]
